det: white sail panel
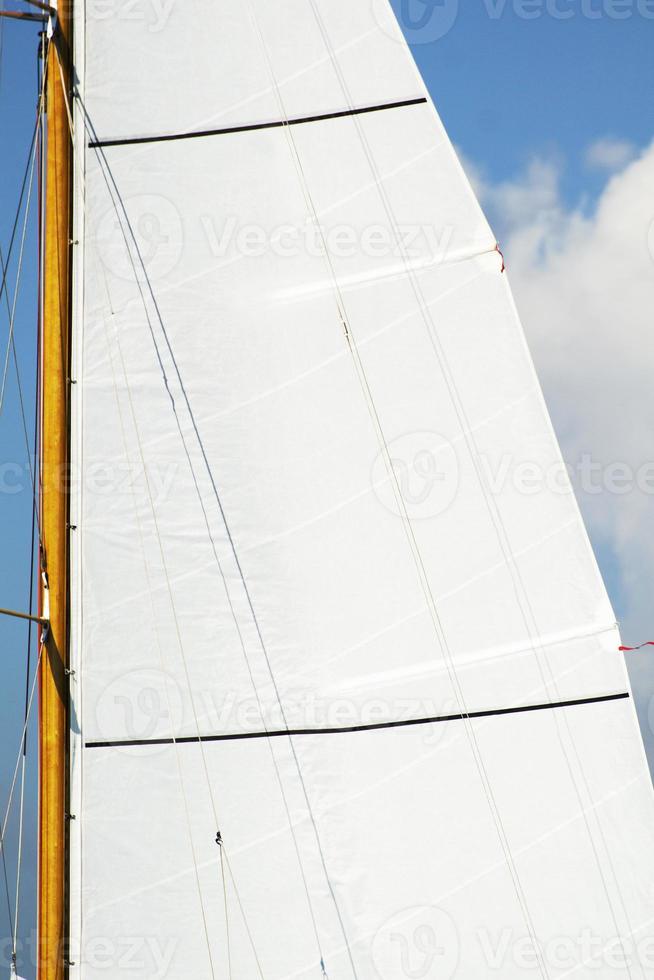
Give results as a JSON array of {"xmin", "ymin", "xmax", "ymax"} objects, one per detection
[{"xmin": 68, "ymin": 1, "xmax": 654, "ymax": 977}]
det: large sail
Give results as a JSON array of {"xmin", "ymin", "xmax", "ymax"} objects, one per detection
[{"xmin": 67, "ymin": 1, "xmax": 654, "ymax": 977}]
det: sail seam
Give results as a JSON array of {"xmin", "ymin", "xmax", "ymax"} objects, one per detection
[
  {"xmin": 85, "ymin": 691, "xmax": 630, "ymax": 748},
  {"xmin": 87, "ymin": 96, "xmax": 428, "ymax": 148}
]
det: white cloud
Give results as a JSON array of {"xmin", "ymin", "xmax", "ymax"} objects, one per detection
[
  {"xmin": 474, "ymin": 142, "xmax": 654, "ymax": 764},
  {"xmin": 585, "ymin": 136, "xmax": 638, "ymax": 172}
]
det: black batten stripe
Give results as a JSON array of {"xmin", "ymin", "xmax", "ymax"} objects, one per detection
[
  {"xmin": 85, "ymin": 691, "xmax": 630, "ymax": 749},
  {"xmin": 88, "ymin": 97, "xmax": 429, "ymax": 149}
]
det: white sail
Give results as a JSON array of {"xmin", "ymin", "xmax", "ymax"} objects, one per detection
[{"xmin": 68, "ymin": 1, "xmax": 654, "ymax": 977}]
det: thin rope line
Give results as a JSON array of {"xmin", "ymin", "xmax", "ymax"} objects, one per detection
[
  {"xmin": 306, "ymin": 7, "xmax": 637, "ymax": 975},
  {"xmin": 0, "ymin": 106, "xmax": 41, "ymax": 517},
  {"xmin": 106, "ymin": 290, "xmax": 263, "ymax": 980},
  {"xmin": 233, "ymin": 11, "xmax": 371, "ymax": 975},
  {"xmin": 244, "ymin": 7, "xmax": 531, "ymax": 976},
  {"xmin": 0, "ymin": 0, "xmax": 5, "ymax": 93},
  {"xmin": 80, "ymin": 92, "xmax": 330, "ymax": 975},
  {"xmin": 246, "ymin": 6, "xmax": 549, "ymax": 978},
  {"xmin": 221, "ymin": 850, "xmax": 265, "ymax": 979},
  {"xmin": 60, "ymin": 54, "xmax": 224, "ymax": 978},
  {"xmin": 61, "ymin": 71, "xmax": 266, "ymax": 978},
  {"xmin": 220, "ymin": 847, "xmax": 232, "ymax": 980},
  {"xmin": 101, "ymin": 293, "xmax": 219, "ymax": 978},
  {"xmin": 54, "ymin": 42, "xmax": 74, "ymax": 137},
  {"xmin": 0, "ymin": 840, "xmax": 14, "ymax": 968},
  {"xmin": 0, "ymin": 51, "xmax": 48, "ymax": 962},
  {"xmin": 0, "ymin": 123, "xmax": 39, "ymax": 413},
  {"xmin": 0, "ymin": 238, "xmax": 43, "ymax": 548},
  {"xmin": 308, "ymin": 6, "xmax": 639, "ymax": 970},
  {"xmin": 81, "ymin": 162, "xmax": 220, "ymax": 979},
  {"xmin": 77, "ymin": 147, "xmax": 264, "ymax": 979},
  {"xmin": 1, "ymin": 640, "xmax": 45, "ymax": 865}
]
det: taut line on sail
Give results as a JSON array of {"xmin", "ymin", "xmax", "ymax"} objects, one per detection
[
  {"xmin": 85, "ymin": 690, "xmax": 632, "ymax": 750},
  {"xmin": 88, "ymin": 96, "xmax": 429, "ymax": 149}
]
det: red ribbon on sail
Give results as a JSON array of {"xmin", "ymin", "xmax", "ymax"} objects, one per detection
[{"xmin": 620, "ymin": 642, "xmax": 654, "ymax": 652}]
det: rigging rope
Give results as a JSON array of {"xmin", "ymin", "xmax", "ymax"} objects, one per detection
[
  {"xmin": 0, "ymin": 94, "xmax": 45, "ymax": 546},
  {"xmin": 13, "ymin": 105, "xmax": 42, "ymax": 959},
  {"xmin": 90, "ymin": 103, "xmax": 334, "ymax": 980},
  {"xmin": 0, "ymin": 118, "xmax": 40, "ymax": 412},
  {"xmin": 0, "ymin": 638, "xmax": 45, "ymax": 850},
  {"xmin": 61, "ymin": 69, "xmax": 264, "ymax": 976},
  {"xmin": 0, "ymin": 36, "xmax": 48, "ymax": 971},
  {"xmin": 303, "ymin": 7, "xmax": 640, "ymax": 977},
  {"xmin": 0, "ymin": 635, "xmax": 45, "ymax": 967}
]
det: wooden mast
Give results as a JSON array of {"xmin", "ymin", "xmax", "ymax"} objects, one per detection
[{"xmin": 39, "ymin": 1, "xmax": 73, "ymax": 976}]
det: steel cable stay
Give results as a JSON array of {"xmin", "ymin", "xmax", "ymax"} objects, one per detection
[
  {"xmin": 13, "ymin": 208, "xmax": 41, "ymax": 971},
  {"xmin": 0, "ymin": 36, "xmax": 48, "ymax": 978},
  {"xmin": 0, "ymin": 1, "xmax": 15, "ymax": 958},
  {"xmin": 0, "ymin": 637, "xmax": 45, "ymax": 974},
  {"xmin": 0, "ymin": 114, "xmax": 40, "ymax": 413},
  {"xmin": 0, "ymin": 88, "xmax": 45, "ymax": 549}
]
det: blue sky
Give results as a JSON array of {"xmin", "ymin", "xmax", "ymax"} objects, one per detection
[
  {"xmin": 402, "ymin": 0, "xmax": 654, "ymax": 203},
  {"xmin": 0, "ymin": 3, "xmax": 653, "ymax": 976}
]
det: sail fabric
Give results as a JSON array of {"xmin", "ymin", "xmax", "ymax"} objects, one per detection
[{"xmin": 68, "ymin": 1, "xmax": 654, "ymax": 978}]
